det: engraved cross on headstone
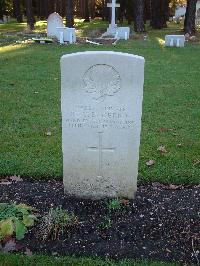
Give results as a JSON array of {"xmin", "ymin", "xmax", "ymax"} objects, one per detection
[
  {"xmin": 107, "ymin": 0, "xmax": 120, "ymax": 28},
  {"xmin": 87, "ymin": 132, "xmax": 115, "ymax": 177}
]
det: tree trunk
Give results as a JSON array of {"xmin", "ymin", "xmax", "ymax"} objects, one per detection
[
  {"xmin": 84, "ymin": 0, "xmax": 90, "ymax": 21},
  {"xmin": 90, "ymin": 0, "xmax": 95, "ymax": 19},
  {"xmin": 102, "ymin": 0, "xmax": 109, "ymax": 21},
  {"xmin": 66, "ymin": 0, "xmax": 74, "ymax": 27},
  {"xmin": 45, "ymin": 0, "xmax": 50, "ymax": 18},
  {"xmin": 162, "ymin": 0, "xmax": 169, "ymax": 27},
  {"xmin": 38, "ymin": 0, "xmax": 46, "ymax": 19},
  {"xmin": 118, "ymin": 0, "xmax": 126, "ymax": 25},
  {"xmin": 0, "ymin": 0, "xmax": 5, "ymax": 21},
  {"xmin": 25, "ymin": 0, "xmax": 35, "ymax": 30},
  {"xmin": 56, "ymin": 0, "xmax": 62, "ymax": 15},
  {"xmin": 61, "ymin": 0, "xmax": 66, "ymax": 17},
  {"xmin": 184, "ymin": 0, "xmax": 197, "ymax": 35},
  {"xmin": 144, "ymin": 0, "xmax": 151, "ymax": 22},
  {"xmin": 48, "ymin": 0, "xmax": 56, "ymax": 14},
  {"xmin": 134, "ymin": 0, "xmax": 145, "ymax": 32},
  {"xmin": 13, "ymin": 0, "xmax": 23, "ymax": 22},
  {"xmin": 150, "ymin": 0, "xmax": 169, "ymax": 29},
  {"xmin": 126, "ymin": 0, "xmax": 134, "ymax": 25}
]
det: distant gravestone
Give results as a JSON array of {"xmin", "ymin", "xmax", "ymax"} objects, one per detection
[
  {"xmin": 165, "ymin": 35, "xmax": 185, "ymax": 47},
  {"xmin": 115, "ymin": 27, "xmax": 130, "ymax": 40},
  {"xmin": 174, "ymin": 6, "xmax": 186, "ymax": 19},
  {"xmin": 197, "ymin": 8, "xmax": 200, "ymax": 18},
  {"xmin": 61, "ymin": 51, "xmax": 145, "ymax": 199},
  {"xmin": 57, "ymin": 27, "xmax": 76, "ymax": 44},
  {"xmin": 106, "ymin": 0, "xmax": 120, "ymax": 35},
  {"xmin": 3, "ymin": 15, "xmax": 7, "ymax": 23},
  {"xmin": 47, "ymin": 12, "xmax": 64, "ymax": 39},
  {"xmin": 196, "ymin": 8, "xmax": 200, "ymax": 25}
]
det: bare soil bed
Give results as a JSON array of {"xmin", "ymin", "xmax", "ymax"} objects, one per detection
[{"xmin": 0, "ymin": 180, "xmax": 199, "ymax": 265}]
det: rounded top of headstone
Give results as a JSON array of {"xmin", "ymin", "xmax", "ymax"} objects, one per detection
[
  {"xmin": 47, "ymin": 12, "xmax": 63, "ymax": 20},
  {"xmin": 47, "ymin": 12, "xmax": 64, "ymax": 39},
  {"xmin": 61, "ymin": 51, "xmax": 145, "ymax": 62}
]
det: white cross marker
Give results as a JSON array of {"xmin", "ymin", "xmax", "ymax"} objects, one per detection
[{"xmin": 107, "ymin": 0, "xmax": 120, "ymax": 28}]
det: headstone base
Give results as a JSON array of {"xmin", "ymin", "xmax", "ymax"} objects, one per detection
[
  {"xmin": 106, "ymin": 24, "xmax": 118, "ymax": 36},
  {"xmin": 165, "ymin": 35, "xmax": 185, "ymax": 47},
  {"xmin": 115, "ymin": 27, "xmax": 130, "ymax": 40},
  {"xmin": 57, "ymin": 27, "xmax": 76, "ymax": 44}
]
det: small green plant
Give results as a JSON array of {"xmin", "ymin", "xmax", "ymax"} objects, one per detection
[
  {"xmin": 0, "ymin": 203, "xmax": 37, "ymax": 241},
  {"xmin": 39, "ymin": 206, "xmax": 77, "ymax": 240},
  {"xmin": 106, "ymin": 199, "xmax": 122, "ymax": 213},
  {"xmin": 99, "ymin": 216, "xmax": 113, "ymax": 230}
]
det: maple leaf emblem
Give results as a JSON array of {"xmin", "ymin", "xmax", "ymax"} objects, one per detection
[{"xmin": 83, "ymin": 64, "xmax": 121, "ymax": 102}]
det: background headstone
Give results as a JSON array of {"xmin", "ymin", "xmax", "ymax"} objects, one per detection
[
  {"xmin": 174, "ymin": 6, "xmax": 186, "ymax": 19},
  {"xmin": 3, "ymin": 15, "xmax": 8, "ymax": 23},
  {"xmin": 106, "ymin": 0, "xmax": 120, "ymax": 35},
  {"xmin": 165, "ymin": 35, "xmax": 185, "ymax": 47},
  {"xmin": 47, "ymin": 12, "xmax": 64, "ymax": 39},
  {"xmin": 115, "ymin": 27, "xmax": 130, "ymax": 40},
  {"xmin": 57, "ymin": 27, "xmax": 76, "ymax": 44},
  {"xmin": 61, "ymin": 51, "xmax": 145, "ymax": 199}
]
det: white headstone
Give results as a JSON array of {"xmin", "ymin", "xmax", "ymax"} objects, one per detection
[
  {"xmin": 115, "ymin": 27, "xmax": 130, "ymax": 40},
  {"xmin": 59, "ymin": 31, "xmax": 64, "ymax": 44},
  {"xmin": 165, "ymin": 35, "xmax": 185, "ymax": 47},
  {"xmin": 175, "ymin": 6, "xmax": 186, "ymax": 19},
  {"xmin": 196, "ymin": 1, "xmax": 200, "ymax": 17},
  {"xmin": 61, "ymin": 52, "xmax": 145, "ymax": 199},
  {"xmin": 3, "ymin": 15, "xmax": 8, "ymax": 23},
  {"xmin": 57, "ymin": 27, "xmax": 76, "ymax": 44},
  {"xmin": 197, "ymin": 8, "xmax": 200, "ymax": 18},
  {"xmin": 47, "ymin": 12, "xmax": 64, "ymax": 39}
]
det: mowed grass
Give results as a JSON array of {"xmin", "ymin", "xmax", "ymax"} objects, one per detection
[
  {"xmin": 0, "ymin": 253, "xmax": 180, "ymax": 266},
  {"xmin": 0, "ymin": 21, "xmax": 200, "ymax": 184}
]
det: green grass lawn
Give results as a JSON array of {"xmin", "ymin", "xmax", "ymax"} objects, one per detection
[
  {"xmin": 0, "ymin": 253, "xmax": 180, "ymax": 266},
  {"xmin": 0, "ymin": 20, "xmax": 200, "ymax": 184}
]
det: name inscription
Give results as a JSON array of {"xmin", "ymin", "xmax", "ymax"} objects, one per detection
[{"xmin": 64, "ymin": 105, "xmax": 134, "ymax": 130}]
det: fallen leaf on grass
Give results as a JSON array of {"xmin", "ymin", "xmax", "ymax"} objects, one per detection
[
  {"xmin": 157, "ymin": 145, "xmax": 167, "ymax": 154},
  {"xmin": 24, "ymin": 248, "xmax": 33, "ymax": 256},
  {"xmin": 193, "ymin": 160, "xmax": 200, "ymax": 166},
  {"xmin": 176, "ymin": 143, "xmax": 182, "ymax": 147},
  {"xmin": 158, "ymin": 127, "xmax": 169, "ymax": 132},
  {"xmin": 9, "ymin": 175, "xmax": 23, "ymax": 182},
  {"xmin": 146, "ymin": 160, "xmax": 155, "ymax": 166}
]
